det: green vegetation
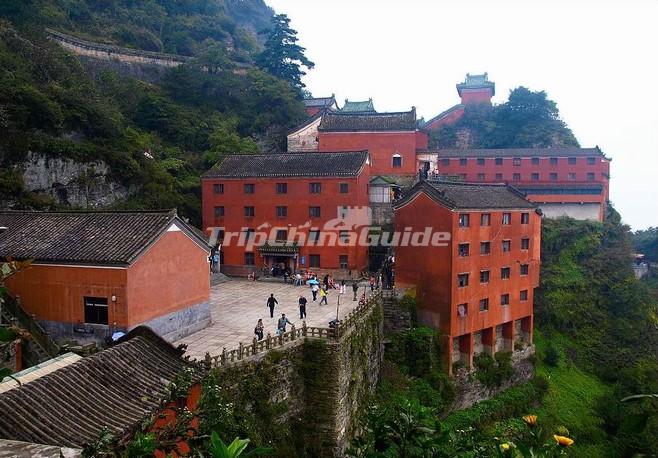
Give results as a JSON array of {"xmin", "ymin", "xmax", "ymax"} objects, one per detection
[{"xmin": 632, "ymin": 227, "xmax": 657, "ymax": 262}]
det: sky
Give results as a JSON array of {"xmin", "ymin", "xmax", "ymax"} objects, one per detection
[{"xmin": 267, "ymin": 0, "xmax": 658, "ymax": 230}]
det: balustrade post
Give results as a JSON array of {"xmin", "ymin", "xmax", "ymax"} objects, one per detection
[
  {"xmin": 238, "ymin": 342, "xmax": 243, "ymax": 360},
  {"xmin": 302, "ymin": 320, "xmax": 307, "ymax": 337},
  {"xmin": 253, "ymin": 337, "xmax": 258, "ymax": 354},
  {"xmin": 221, "ymin": 347, "xmax": 227, "ymax": 365},
  {"xmin": 290, "ymin": 325, "xmax": 296, "ymax": 340},
  {"xmin": 266, "ymin": 333, "xmax": 272, "ymax": 349}
]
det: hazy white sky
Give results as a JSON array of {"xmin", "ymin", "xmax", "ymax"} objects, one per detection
[{"xmin": 268, "ymin": 0, "xmax": 658, "ymax": 230}]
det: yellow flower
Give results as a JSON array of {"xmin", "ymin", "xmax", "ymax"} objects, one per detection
[
  {"xmin": 554, "ymin": 435, "xmax": 574, "ymax": 447},
  {"xmin": 501, "ymin": 443, "xmax": 510, "ymax": 451},
  {"xmin": 522, "ymin": 414, "xmax": 538, "ymax": 426}
]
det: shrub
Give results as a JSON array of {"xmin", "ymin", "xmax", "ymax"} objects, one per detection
[{"xmin": 543, "ymin": 343, "xmax": 560, "ymax": 367}]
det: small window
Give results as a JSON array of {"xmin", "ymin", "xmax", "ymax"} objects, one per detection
[
  {"xmin": 501, "ymin": 267, "xmax": 511, "ymax": 279},
  {"xmin": 392, "ymin": 155, "xmax": 402, "ymax": 168},
  {"xmin": 479, "ymin": 298, "xmax": 489, "ymax": 312},
  {"xmin": 521, "ymin": 238, "xmax": 530, "ymax": 250},
  {"xmin": 502, "ymin": 240, "xmax": 511, "ymax": 252},
  {"xmin": 213, "ymin": 183, "xmax": 224, "ymax": 194},
  {"xmin": 244, "ymin": 183, "xmax": 255, "ymax": 194},
  {"xmin": 521, "ymin": 212, "xmax": 529, "ymax": 224},
  {"xmin": 502, "ymin": 213, "xmax": 511, "ymax": 225},
  {"xmin": 481, "ymin": 213, "xmax": 490, "ymax": 226},
  {"xmin": 460, "ymin": 158, "xmax": 467, "ymax": 166},
  {"xmin": 441, "ymin": 158, "xmax": 450, "ymax": 166},
  {"xmin": 531, "ymin": 157, "xmax": 540, "ymax": 165},
  {"xmin": 477, "ymin": 173, "xmax": 485, "ymax": 181},
  {"xmin": 495, "ymin": 173, "xmax": 503, "ymax": 181},
  {"xmin": 568, "ymin": 172, "xmax": 576, "ymax": 181},
  {"xmin": 531, "ymin": 173, "xmax": 539, "ymax": 181},
  {"xmin": 214, "ymin": 206, "xmax": 224, "ymax": 217},
  {"xmin": 309, "ymin": 182, "xmax": 322, "ymax": 194},
  {"xmin": 309, "ymin": 206, "xmax": 321, "ymax": 218},
  {"xmin": 276, "ymin": 183, "xmax": 288, "ymax": 194},
  {"xmin": 480, "ymin": 270, "xmax": 490, "ymax": 283},
  {"xmin": 309, "ymin": 230, "xmax": 320, "ymax": 243},
  {"xmin": 244, "ymin": 206, "xmax": 255, "ymax": 217},
  {"xmin": 458, "ymin": 213, "xmax": 470, "ymax": 228},
  {"xmin": 587, "ymin": 157, "xmax": 596, "ymax": 165},
  {"xmin": 309, "ymin": 254, "xmax": 321, "ymax": 268},
  {"xmin": 495, "ymin": 157, "xmax": 503, "ymax": 165},
  {"xmin": 458, "ymin": 243, "xmax": 470, "ymax": 257},
  {"xmin": 275, "ymin": 229, "xmax": 287, "ymax": 241},
  {"xmin": 501, "ymin": 294, "xmax": 510, "ymax": 306},
  {"xmin": 568, "ymin": 157, "xmax": 577, "ymax": 165},
  {"xmin": 339, "ymin": 255, "xmax": 348, "ymax": 269},
  {"xmin": 587, "ymin": 172, "xmax": 595, "ymax": 181},
  {"xmin": 244, "ymin": 252, "xmax": 255, "ymax": 265},
  {"xmin": 520, "ymin": 290, "xmax": 528, "ymax": 301},
  {"xmin": 339, "ymin": 230, "xmax": 350, "ymax": 243},
  {"xmin": 520, "ymin": 264, "xmax": 529, "ymax": 276},
  {"xmin": 457, "ymin": 273, "xmax": 469, "ymax": 288},
  {"xmin": 480, "ymin": 241, "xmax": 491, "ymax": 255},
  {"xmin": 276, "ymin": 206, "xmax": 287, "ymax": 218},
  {"xmin": 339, "ymin": 183, "xmax": 349, "ymax": 193},
  {"xmin": 477, "ymin": 158, "xmax": 485, "ymax": 166},
  {"xmin": 550, "ymin": 157, "xmax": 558, "ymax": 165},
  {"xmin": 513, "ymin": 157, "xmax": 521, "ymax": 166},
  {"xmin": 457, "ymin": 303, "xmax": 468, "ymax": 317},
  {"xmin": 550, "ymin": 172, "xmax": 558, "ymax": 181},
  {"xmin": 513, "ymin": 173, "xmax": 521, "ymax": 181},
  {"xmin": 84, "ymin": 297, "xmax": 108, "ymax": 325}
]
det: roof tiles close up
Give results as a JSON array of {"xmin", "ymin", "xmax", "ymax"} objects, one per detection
[{"xmin": 318, "ymin": 110, "xmax": 417, "ymax": 132}]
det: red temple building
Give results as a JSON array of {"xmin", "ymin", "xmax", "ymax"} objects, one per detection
[
  {"xmin": 302, "ymin": 95, "xmax": 337, "ymax": 116},
  {"xmin": 201, "ymin": 152, "xmax": 371, "ymax": 276},
  {"xmin": 394, "ymin": 181, "xmax": 540, "ymax": 374}
]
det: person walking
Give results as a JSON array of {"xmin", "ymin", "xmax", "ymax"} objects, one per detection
[
  {"xmin": 266, "ymin": 293, "xmax": 278, "ymax": 318},
  {"xmin": 298, "ymin": 294, "xmax": 308, "ymax": 319},
  {"xmin": 254, "ymin": 319, "xmax": 264, "ymax": 341},
  {"xmin": 352, "ymin": 281, "xmax": 359, "ymax": 301},
  {"xmin": 311, "ymin": 282, "xmax": 319, "ymax": 301},
  {"xmin": 277, "ymin": 314, "xmax": 293, "ymax": 334},
  {"xmin": 340, "ymin": 279, "xmax": 346, "ymax": 295},
  {"xmin": 295, "ymin": 272, "xmax": 302, "ymax": 286},
  {"xmin": 369, "ymin": 276, "xmax": 376, "ymax": 292},
  {"xmin": 319, "ymin": 286, "xmax": 328, "ymax": 305}
]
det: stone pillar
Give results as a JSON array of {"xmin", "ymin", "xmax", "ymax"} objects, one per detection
[
  {"xmin": 502, "ymin": 321, "xmax": 514, "ymax": 351},
  {"xmin": 521, "ymin": 315, "xmax": 534, "ymax": 344},
  {"xmin": 482, "ymin": 327, "xmax": 495, "ymax": 356},
  {"xmin": 458, "ymin": 333, "xmax": 473, "ymax": 368}
]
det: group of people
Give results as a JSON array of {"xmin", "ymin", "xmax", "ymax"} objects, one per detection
[{"xmin": 255, "ymin": 292, "xmax": 307, "ymax": 341}]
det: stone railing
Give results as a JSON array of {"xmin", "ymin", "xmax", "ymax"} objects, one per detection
[{"xmin": 203, "ymin": 290, "xmax": 382, "ymax": 368}]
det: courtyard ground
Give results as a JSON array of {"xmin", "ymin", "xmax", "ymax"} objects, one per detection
[{"xmin": 175, "ymin": 278, "xmax": 370, "ymax": 360}]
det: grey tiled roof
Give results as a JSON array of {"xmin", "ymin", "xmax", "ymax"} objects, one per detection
[
  {"xmin": 0, "ymin": 210, "xmax": 208, "ymax": 265},
  {"xmin": 318, "ymin": 110, "xmax": 417, "ymax": 132},
  {"xmin": 0, "ymin": 327, "xmax": 202, "ymax": 449},
  {"xmin": 396, "ymin": 180, "xmax": 536, "ymax": 210},
  {"xmin": 431, "ymin": 147, "xmax": 605, "ymax": 158},
  {"xmin": 340, "ymin": 99, "xmax": 376, "ymax": 113},
  {"xmin": 203, "ymin": 152, "xmax": 369, "ymax": 178},
  {"xmin": 303, "ymin": 96, "xmax": 336, "ymax": 108},
  {"xmin": 456, "ymin": 73, "xmax": 495, "ymax": 96}
]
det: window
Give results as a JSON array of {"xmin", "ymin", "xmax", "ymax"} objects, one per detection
[
  {"xmin": 276, "ymin": 206, "xmax": 287, "ymax": 218},
  {"xmin": 275, "ymin": 229, "xmax": 287, "ymax": 241},
  {"xmin": 568, "ymin": 157, "xmax": 577, "ymax": 165},
  {"xmin": 531, "ymin": 157, "xmax": 540, "ymax": 165},
  {"xmin": 441, "ymin": 158, "xmax": 450, "ymax": 166},
  {"xmin": 309, "ymin": 182, "xmax": 321, "ymax": 194},
  {"xmin": 495, "ymin": 173, "xmax": 503, "ymax": 181},
  {"xmin": 550, "ymin": 157, "xmax": 558, "ymax": 165},
  {"xmin": 244, "ymin": 252, "xmax": 255, "ymax": 265},
  {"xmin": 495, "ymin": 157, "xmax": 503, "ymax": 165},
  {"xmin": 477, "ymin": 158, "xmax": 485, "ymax": 166},
  {"xmin": 477, "ymin": 173, "xmax": 485, "ymax": 181},
  {"xmin": 458, "ymin": 243, "xmax": 470, "ymax": 257},
  {"xmin": 457, "ymin": 273, "xmax": 469, "ymax": 287},
  {"xmin": 520, "ymin": 290, "xmax": 528, "ymax": 301},
  {"xmin": 568, "ymin": 172, "xmax": 576, "ymax": 180},
  {"xmin": 339, "ymin": 206, "xmax": 349, "ymax": 219},
  {"xmin": 550, "ymin": 172, "xmax": 558, "ymax": 181},
  {"xmin": 502, "ymin": 213, "xmax": 511, "ymax": 225},
  {"xmin": 521, "ymin": 238, "xmax": 530, "ymax": 250},
  {"xmin": 84, "ymin": 297, "xmax": 108, "ymax": 325},
  {"xmin": 521, "ymin": 212, "xmax": 530, "ymax": 224},
  {"xmin": 479, "ymin": 298, "xmax": 489, "ymax": 312},
  {"xmin": 460, "ymin": 158, "xmax": 468, "ymax": 166},
  {"xmin": 309, "ymin": 206, "xmax": 321, "ymax": 218},
  {"xmin": 309, "ymin": 254, "xmax": 321, "ymax": 268},
  {"xmin": 339, "ymin": 183, "xmax": 349, "ymax": 193},
  {"xmin": 513, "ymin": 157, "xmax": 521, "ymax": 166},
  {"xmin": 501, "ymin": 294, "xmax": 510, "ymax": 306},
  {"xmin": 458, "ymin": 213, "xmax": 470, "ymax": 227},
  {"xmin": 480, "ymin": 270, "xmax": 490, "ymax": 283},
  {"xmin": 244, "ymin": 206, "xmax": 255, "ymax": 217},
  {"xmin": 457, "ymin": 303, "xmax": 468, "ymax": 317},
  {"xmin": 339, "ymin": 255, "xmax": 348, "ymax": 269},
  {"xmin": 501, "ymin": 267, "xmax": 511, "ymax": 279},
  {"xmin": 339, "ymin": 230, "xmax": 350, "ymax": 243},
  {"xmin": 276, "ymin": 183, "xmax": 287, "ymax": 194},
  {"xmin": 520, "ymin": 264, "xmax": 529, "ymax": 276},
  {"xmin": 502, "ymin": 240, "xmax": 511, "ymax": 252},
  {"xmin": 531, "ymin": 173, "xmax": 539, "ymax": 181},
  {"xmin": 309, "ymin": 230, "xmax": 320, "ymax": 243},
  {"xmin": 587, "ymin": 172, "xmax": 595, "ymax": 181},
  {"xmin": 244, "ymin": 183, "xmax": 255, "ymax": 194},
  {"xmin": 513, "ymin": 173, "xmax": 521, "ymax": 181},
  {"xmin": 392, "ymin": 155, "xmax": 402, "ymax": 168},
  {"xmin": 214, "ymin": 206, "xmax": 224, "ymax": 217},
  {"xmin": 587, "ymin": 157, "xmax": 596, "ymax": 165},
  {"xmin": 213, "ymin": 183, "xmax": 224, "ymax": 194},
  {"xmin": 480, "ymin": 241, "xmax": 491, "ymax": 255}
]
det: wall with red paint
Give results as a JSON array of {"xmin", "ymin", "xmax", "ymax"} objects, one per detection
[
  {"xmin": 424, "ymin": 105, "xmax": 466, "ymax": 131},
  {"xmin": 459, "ymin": 88, "xmax": 494, "ymax": 105}
]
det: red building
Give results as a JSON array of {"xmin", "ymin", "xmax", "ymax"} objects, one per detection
[
  {"xmin": 394, "ymin": 181, "xmax": 540, "ymax": 374},
  {"xmin": 303, "ymin": 95, "xmax": 337, "ymax": 116},
  {"xmin": 201, "ymin": 152, "xmax": 371, "ymax": 276},
  {"xmin": 421, "ymin": 147, "xmax": 610, "ymax": 221},
  {"xmin": 0, "ymin": 210, "xmax": 211, "ymax": 343}
]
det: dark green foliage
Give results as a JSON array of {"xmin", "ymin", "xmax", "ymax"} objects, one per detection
[
  {"xmin": 632, "ymin": 227, "xmax": 657, "ymax": 263},
  {"xmin": 386, "ymin": 326, "xmax": 443, "ymax": 378},
  {"xmin": 430, "ymin": 87, "xmax": 579, "ymax": 149},
  {"xmin": 543, "ymin": 343, "xmax": 560, "ymax": 368},
  {"xmin": 473, "ymin": 352, "xmax": 514, "ymax": 388}
]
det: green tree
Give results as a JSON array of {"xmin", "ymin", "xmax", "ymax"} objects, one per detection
[
  {"xmin": 256, "ymin": 14, "xmax": 314, "ymax": 90},
  {"xmin": 207, "ymin": 433, "xmax": 271, "ymax": 458},
  {"xmin": 204, "ymin": 116, "xmax": 259, "ymax": 166}
]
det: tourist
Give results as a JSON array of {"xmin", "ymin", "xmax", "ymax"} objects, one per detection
[
  {"xmin": 295, "ymin": 272, "xmax": 302, "ymax": 286},
  {"xmin": 340, "ymin": 279, "xmax": 346, "ymax": 294},
  {"xmin": 254, "ymin": 319, "xmax": 264, "ymax": 341},
  {"xmin": 311, "ymin": 282, "xmax": 319, "ymax": 301},
  {"xmin": 369, "ymin": 276, "xmax": 376, "ymax": 292},
  {"xmin": 319, "ymin": 286, "xmax": 328, "ymax": 305},
  {"xmin": 323, "ymin": 274, "xmax": 329, "ymax": 289},
  {"xmin": 212, "ymin": 252, "xmax": 219, "ymax": 273},
  {"xmin": 277, "ymin": 314, "xmax": 293, "ymax": 334},
  {"xmin": 266, "ymin": 293, "xmax": 278, "ymax": 318},
  {"xmin": 352, "ymin": 281, "xmax": 359, "ymax": 301},
  {"xmin": 299, "ymin": 294, "xmax": 308, "ymax": 319}
]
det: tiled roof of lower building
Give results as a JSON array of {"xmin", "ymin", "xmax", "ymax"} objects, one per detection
[
  {"xmin": 303, "ymin": 96, "xmax": 336, "ymax": 108},
  {"xmin": 0, "ymin": 327, "xmax": 202, "ymax": 449},
  {"xmin": 396, "ymin": 180, "xmax": 536, "ymax": 210},
  {"xmin": 430, "ymin": 147, "xmax": 605, "ymax": 158},
  {"xmin": 0, "ymin": 210, "xmax": 208, "ymax": 266},
  {"xmin": 203, "ymin": 152, "xmax": 369, "ymax": 178},
  {"xmin": 318, "ymin": 109, "xmax": 417, "ymax": 132}
]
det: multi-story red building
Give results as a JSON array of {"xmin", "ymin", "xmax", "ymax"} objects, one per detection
[
  {"xmin": 419, "ymin": 147, "xmax": 610, "ymax": 221},
  {"xmin": 201, "ymin": 152, "xmax": 371, "ymax": 276},
  {"xmin": 394, "ymin": 181, "xmax": 540, "ymax": 374}
]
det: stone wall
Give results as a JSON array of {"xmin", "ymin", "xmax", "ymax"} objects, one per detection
[{"xmin": 382, "ymin": 290, "xmax": 412, "ymax": 334}]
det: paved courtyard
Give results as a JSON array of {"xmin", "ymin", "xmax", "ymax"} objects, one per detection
[{"xmin": 176, "ymin": 278, "xmax": 369, "ymax": 359}]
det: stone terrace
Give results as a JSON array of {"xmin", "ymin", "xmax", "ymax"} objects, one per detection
[{"xmin": 175, "ymin": 278, "xmax": 370, "ymax": 360}]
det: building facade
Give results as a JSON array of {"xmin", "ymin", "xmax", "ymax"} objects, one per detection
[
  {"xmin": 394, "ymin": 181, "xmax": 540, "ymax": 374},
  {"xmin": 303, "ymin": 95, "xmax": 337, "ymax": 117},
  {"xmin": 201, "ymin": 152, "xmax": 372, "ymax": 277}
]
